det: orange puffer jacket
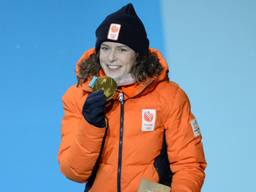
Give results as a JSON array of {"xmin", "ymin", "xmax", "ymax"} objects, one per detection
[{"xmin": 58, "ymin": 48, "xmax": 207, "ymax": 192}]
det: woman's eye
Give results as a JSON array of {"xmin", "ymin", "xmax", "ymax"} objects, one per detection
[
  {"xmin": 101, "ymin": 46, "xmax": 108, "ymax": 51},
  {"xmin": 120, "ymin": 48, "xmax": 127, "ymax": 52}
]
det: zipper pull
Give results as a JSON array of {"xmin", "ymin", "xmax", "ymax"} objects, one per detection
[{"xmin": 118, "ymin": 92, "xmax": 124, "ymax": 104}]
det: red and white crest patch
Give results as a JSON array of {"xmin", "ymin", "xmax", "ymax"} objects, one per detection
[
  {"xmin": 107, "ymin": 23, "xmax": 121, "ymax": 40},
  {"xmin": 142, "ymin": 109, "xmax": 156, "ymax": 131}
]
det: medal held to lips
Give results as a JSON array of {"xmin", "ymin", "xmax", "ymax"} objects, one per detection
[{"xmin": 89, "ymin": 76, "xmax": 117, "ymax": 101}]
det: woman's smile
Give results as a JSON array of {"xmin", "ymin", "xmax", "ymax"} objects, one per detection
[{"xmin": 107, "ymin": 64, "xmax": 122, "ymax": 70}]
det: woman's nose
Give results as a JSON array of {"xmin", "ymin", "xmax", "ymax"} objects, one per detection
[{"xmin": 108, "ymin": 49, "xmax": 116, "ymax": 62}]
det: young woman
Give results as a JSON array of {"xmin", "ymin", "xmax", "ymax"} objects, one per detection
[{"xmin": 58, "ymin": 3, "xmax": 207, "ymax": 192}]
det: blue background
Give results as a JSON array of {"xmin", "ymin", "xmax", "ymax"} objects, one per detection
[{"xmin": 0, "ymin": 0, "xmax": 255, "ymax": 191}]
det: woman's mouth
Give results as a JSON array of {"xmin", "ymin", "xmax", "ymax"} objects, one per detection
[{"xmin": 107, "ymin": 65, "xmax": 121, "ymax": 70}]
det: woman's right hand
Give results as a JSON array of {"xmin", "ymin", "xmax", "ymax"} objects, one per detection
[{"xmin": 82, "ymin": 90, "xmax": 106, "ymax": 128}]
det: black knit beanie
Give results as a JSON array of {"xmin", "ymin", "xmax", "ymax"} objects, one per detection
[{"xmin": 95, "ymin": 3, "xmax": 149, "ymax": 55}]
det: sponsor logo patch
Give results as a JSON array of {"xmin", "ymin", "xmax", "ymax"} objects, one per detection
[
  {"xmin": 142, "ymin": 109, "xmax": 156, "ymax": 131},
  {"xmin": 190, "ymin": 119, "xmax": 201, "ymax": 137},
  {"xmin": 107, "ymin": 23, "xmax": 121, "ymax": 40}
]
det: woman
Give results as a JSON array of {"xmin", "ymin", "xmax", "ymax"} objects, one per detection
[{"xmin": 58, "ymin": 3, "xmax": 206, "ymax": 192}]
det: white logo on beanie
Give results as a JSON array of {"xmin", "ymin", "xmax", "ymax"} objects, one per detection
[{"xmin": 107, "ymin": 23, "xmax": 121, "ymax": 40}]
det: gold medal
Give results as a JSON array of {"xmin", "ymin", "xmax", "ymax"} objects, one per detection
[{"xmin": 92, "ymin": 76, "xmax": 117, "ymax": 101}]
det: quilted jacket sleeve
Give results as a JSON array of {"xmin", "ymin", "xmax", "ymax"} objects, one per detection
[
  {"xmin": 58, "ymin": 86, "xmax": 106, "ymax": 183},
  {"xmin": 164, "ymin": 87, "xmax": 207, "ymax": 192}
]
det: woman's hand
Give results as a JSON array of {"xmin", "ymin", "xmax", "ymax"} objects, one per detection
[{"xmin": 82, "ymin": 90, "xmax": 107, "ymax": 128}]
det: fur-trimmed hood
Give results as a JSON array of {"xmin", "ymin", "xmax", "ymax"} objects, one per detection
[{"xmin": 75, "ymin": 48, "xmax": 170, "ymax": 98}]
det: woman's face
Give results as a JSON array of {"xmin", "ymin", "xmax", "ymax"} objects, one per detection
[{"xmin": 99, "ymin": 41, "xmax": 136, "ymax": 82}]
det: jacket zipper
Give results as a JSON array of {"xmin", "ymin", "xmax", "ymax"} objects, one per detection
[{"xmin": 117, "ymin": 92, "xmax": 124, "ymax": 192}]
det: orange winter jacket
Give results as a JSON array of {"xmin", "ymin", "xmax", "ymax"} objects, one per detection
[{"xmin": 58, "ymin": 48, "xmax": 207, "ymax": 192}]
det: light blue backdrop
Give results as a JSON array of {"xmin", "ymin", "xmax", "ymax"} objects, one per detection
[
  {"xmin": 0, "ymin": 0, "xmax": 255, "ymax": 191},
  {"xmin": 161, "ymin": 0, "xmax": 256, "ymax": 191},
  {"xmin": 0, "ymin": 0, "xmax": 164, "ymax": 191}
]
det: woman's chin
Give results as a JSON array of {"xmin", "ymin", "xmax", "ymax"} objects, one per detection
[{"xmin": 105, "ymin": 73, "xmax": 121, "ymax": 81}]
